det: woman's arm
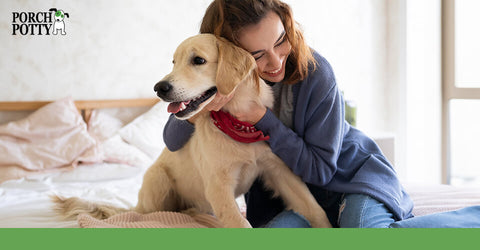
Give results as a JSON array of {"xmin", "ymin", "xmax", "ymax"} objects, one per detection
[{"xmin": 255, "ymin": 56, "xmax": 346, "ymax": 186}]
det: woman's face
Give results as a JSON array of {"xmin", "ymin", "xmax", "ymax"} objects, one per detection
[{"xmin": 237, "ymin": 11, "xmax": 292, "ymax": 83}]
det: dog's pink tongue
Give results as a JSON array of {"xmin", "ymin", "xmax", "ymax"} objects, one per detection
[
  {"xmin": 167, "ymin": 100, "xmax": 191, "ymax": 114},
  {"xmin": 167, "ymin": 102, "xmax": 181, "ymax": 114}
]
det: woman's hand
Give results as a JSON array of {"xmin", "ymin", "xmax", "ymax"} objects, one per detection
[
  {"xmin": 210, "ymin": 90, "xmax": 267, "ymax": 125},
  {"xmin": 233, "ymin": 102, "xmax": 267, "ymax": 125},
  {"xmin": 206, "ymin": 91, "xmax": 235, "ymax": 111}
]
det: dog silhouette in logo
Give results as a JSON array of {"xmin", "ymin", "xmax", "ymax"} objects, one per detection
[{"xmin": 49, "ymin": 8, "xmax": 69, "ymax": 35}]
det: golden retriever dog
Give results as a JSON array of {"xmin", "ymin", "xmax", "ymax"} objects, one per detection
[{"xmin": 54, "ymin": 34, "xmax": 331, "ymax": 228}]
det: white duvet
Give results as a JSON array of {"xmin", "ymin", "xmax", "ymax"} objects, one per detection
[
  {"xmin": 0, "ymin": 98, "xmax": 171, "ymax": 228},
  {"xmin": 0, "ymin": 163, "xmax": 146, "ymax": 228}
]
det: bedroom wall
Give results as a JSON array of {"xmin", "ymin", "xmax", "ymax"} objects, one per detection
[
  {"xmin": 286, "ymin": 0, "xmax": 389, "ymax": 135},
  {"xmin": 1, "ymin": 0, "xmax": 389, "ymax": 127},
  {"xmin": 1, "ymin": 0, "xmax": 402, "ymax": 173},
  {"xmin": 0, "ymin": 0, "xmax": 213, "ymax": 102}
]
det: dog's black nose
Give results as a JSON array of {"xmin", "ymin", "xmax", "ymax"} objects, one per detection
[{"xmin": 154, "ymin": 81, "xmax": 172, "ymax": 95}]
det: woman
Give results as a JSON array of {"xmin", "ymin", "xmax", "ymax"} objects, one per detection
[{"xmin": 163, "ymin": 0, "xmax": 480, "ymax": 228}]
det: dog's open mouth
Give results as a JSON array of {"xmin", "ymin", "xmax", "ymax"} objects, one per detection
[{"xmin": 167, "ymin": 87, "xmax": 217, "ymax": 117}]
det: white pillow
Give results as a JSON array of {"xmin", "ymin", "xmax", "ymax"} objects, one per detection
[
  {"xmin": 81, "ymin": 110, "xmax": 154, "ymax": 168},
  {"xmin": 77, "ymin": 110, "xmax": 125, "ymax": 164},
  {"xmin": 118, "ymin": 101, "xmax": 169, "ymax": 159},
  {"xmin": 102, "ymin": 135, "xmax": 153, "ymax": 168},
  {"xmin": 88, "ymin": 110, "xmax": 125, "ymax": 142}
]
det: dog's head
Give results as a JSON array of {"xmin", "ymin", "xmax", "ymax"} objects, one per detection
[{"xmin": 154, "ymin": 34, "xmax": 256, "ymax": 120}]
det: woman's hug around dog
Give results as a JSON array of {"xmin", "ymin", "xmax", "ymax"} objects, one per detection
[{"xmin": 53, "ymin": 34, "xmax": 332, "ymax": 228}]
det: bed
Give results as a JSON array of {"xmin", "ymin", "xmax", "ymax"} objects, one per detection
[
  {"xmin": 0, "ymin": 97, "xmax": 479, "ymax": 228},
  {"xmin": 0, "ymin": 97, "xmax": 231, "ymax": 228}
]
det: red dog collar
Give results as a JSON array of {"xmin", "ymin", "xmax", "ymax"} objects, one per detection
[{"xmin": 210, "ymin": 110, "xmax": 270, "ymax": 143}]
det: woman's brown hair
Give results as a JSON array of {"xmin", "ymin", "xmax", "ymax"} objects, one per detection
[{"xmin": 200, "ymin": 0, "xmax": 315, "ymax": 84}]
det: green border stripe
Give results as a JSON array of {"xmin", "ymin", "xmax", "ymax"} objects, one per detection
[{"xmin": 1, "ymin": 228, "xmax": 478, "ymax": 249}]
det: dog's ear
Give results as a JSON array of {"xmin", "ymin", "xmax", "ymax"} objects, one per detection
[{"xmin": 216, "ymin": 37, "xmax": 256, "ymax": 95}]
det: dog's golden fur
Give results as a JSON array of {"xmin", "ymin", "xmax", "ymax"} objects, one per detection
[{"xmin": 53, "ymin": 34, "xmax": 331, "ymax": 228}]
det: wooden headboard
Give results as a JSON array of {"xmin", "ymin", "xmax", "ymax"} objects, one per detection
[{"xmin": 0, "ymin": 98, "xmax": 160, "ymax": 123}]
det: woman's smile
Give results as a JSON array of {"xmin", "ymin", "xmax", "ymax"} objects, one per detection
[{"xmin": 238, "ymin": 11, "xmax": 292, "ymax": 83}]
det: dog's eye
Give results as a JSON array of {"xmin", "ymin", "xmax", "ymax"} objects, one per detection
[{"xmin": 192, "ymin": 56, "xmax": 207, "ymax": 65}]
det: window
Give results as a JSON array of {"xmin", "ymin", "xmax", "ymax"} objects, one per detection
[
  {"xmin": 454, "ymin": 0, "xmax": 480, "ymax": 88},
  {"xmin": 442, "ymin": 0, "xmax": 480, "ymax": 186}
]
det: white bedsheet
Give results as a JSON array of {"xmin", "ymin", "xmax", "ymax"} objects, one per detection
[
  {"xmin": 0, "ymin": 163, "xmax": 146, "ymax": 228},
  {"xmin": 2, "ymin": 162, "xmax": 479, "ymax": 228}
]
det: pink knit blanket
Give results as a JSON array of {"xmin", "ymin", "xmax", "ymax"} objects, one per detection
[{"xmin": 78, "ymin": 211, "xmax": 223, "ymax": 228}]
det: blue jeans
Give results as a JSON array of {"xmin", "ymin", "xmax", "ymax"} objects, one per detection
[{"xmin": 265, "ymin": 194, "xmax": 480, "ymax": 228}]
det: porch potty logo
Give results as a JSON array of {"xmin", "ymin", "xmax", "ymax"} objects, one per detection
[{"xmin": 12, "ymin": 8, "xmax": 70, "ymax": 36}]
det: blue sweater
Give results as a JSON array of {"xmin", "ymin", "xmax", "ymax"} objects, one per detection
[{"xmin": 163, "ymin": 52, "xmax": 414, "ymax": 226}]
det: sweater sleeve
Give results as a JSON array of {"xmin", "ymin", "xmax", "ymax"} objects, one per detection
[
  {"xmin": 163, "ymin": 114, "xmax": 195, "ymax": 151},
  {"xmin": 255, "ymin": 56, "xmax": 345, "ymax": 186}
]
